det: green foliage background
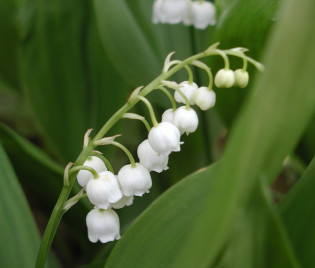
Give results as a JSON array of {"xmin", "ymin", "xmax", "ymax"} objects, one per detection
[{"xmin": 0, "ymin": 0, "xmax": 314, "ymax": 267}]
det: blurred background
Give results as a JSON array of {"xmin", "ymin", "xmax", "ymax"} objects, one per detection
[{"xmin": 0, "ymin": 0, "xmax": 314, "ymax": 267}]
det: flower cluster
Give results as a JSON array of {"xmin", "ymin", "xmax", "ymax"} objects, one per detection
[
  {"xmin": 77, "ymin": 82, "xmax": 216, "ymax": 243},
  {"xmin": 76, "ymin": 154, "xmax": 151, "ymax": 243},
  {"xmin": 153, "ymin": 0, "xmax": 216, "ymax": 29},
  {"xmin": 62, "ymin": 44, "xmax": 261, "ymax": 244}
]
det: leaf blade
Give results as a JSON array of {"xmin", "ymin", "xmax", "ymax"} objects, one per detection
[
  {"xmin": 278, "ymin": 156, "xmax": 315, "ymax": 267},
  {"xmin": 0, "ymin": 144, "xmax": 46, "ymax": 267}
]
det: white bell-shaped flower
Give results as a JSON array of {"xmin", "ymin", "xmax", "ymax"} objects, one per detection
[
  {"xmin": 214, "ymin": 69, "xmax": 235, "ymax": 88},
  {"xmin": 152, "ymin": 0, "xmax": 163, "ymax": 24},
  {"xmin": 153, "ymin": 0, "xmax": 189, "ymax": 24},
  {"xmin": 194, "ymin": 87, "xmax": 216, "ymax": 111},
  {"xmin": 173, "ymin": 106, "xmax": 199, "ymax": 135},
  {"xmin": 86, "ymin": 208, "xmax": 120, "ymax": 243},
  {"xmin": 77, "ymin": 156, "xmax": 107, "ymax": 187},
  {"xmin": 148, "ymin": 122, "xmax": 181, "ymax": 154},
  {"xmin": 137, "ymin": 139, "xmax": 169, "ymax": 173},
  {"xmin": 174, "ymin": 81, "xmax": 198, "ymax": 105},
  {"xmin": 86, "ymin": 171, "xmax": 122, "ymax": 209},
  {"xmin": 161, "ymin": 108, "xmax": 175, "ymax": 124},
  {"xmin": 234, "ymin": 69, "xmax": 249, "ymax": 88},
  {"xmin": 191, "ymin": 1, "xmax": 216, "ymax": 29},
  {"xmin": 111, "ymin": 195, "xmax": 134, "ymax": 209},
  {"xmin": 117, "ymin": 163, "xmax": 152, "ymax": 197}
]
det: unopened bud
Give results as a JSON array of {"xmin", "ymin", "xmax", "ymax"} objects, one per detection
[
  {"xmin": 234, "ymin": 69, "xmax": 249, "ymax": 88},
  {"xmin": 214, "ymin": 69, "xmax": 235, "ymax": 88}
]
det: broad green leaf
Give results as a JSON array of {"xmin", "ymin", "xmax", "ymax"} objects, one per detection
[
  {"xmin": 0, "ymin": 144, "xmax": 59, "ymax": 267},
  {"xmin": 0, "ymin": 86, "xmax": 37, "ymax": 137},
  {"xmin": 105, "ymin": 164, "xmax": 298, "ymax": 268},
  {"xmin": 0, "ymin": 0, "xmax": 20, "ymax": 90},
  {"xmin": 86, "ymin": 7, "xmax": 130, "ymax": 131},
  {"xmin": 0, "ymin": 122, "xmax": 63, "ymax": 199},
  {"xmin": 209, "ymin": 0, "xmax": 280, "ymax": 126},
  {"xmin": 17, "ymin": 0, "xmax": 89, "ymax": 161},
  {"xmin": 17, "ymin": 0, "xmax": 129, "ymax": 161},
  {"xmin": 171, "ymin": 0, "xmax": 315, "ymax": 266},
  {"xmin": 214, "ymin": 180, "xmax": 299, "ymax": 268},
  {"xmin": 278, "ymin": 156, "xmax": 315, "ymax": 267},
  {"xmin": 93, "ymin": 0, "xmax": 194, "ymax": 87},
  {"xmin": 105, "ymin": 164, "xmax": 217, "ymax": 268},
  {"xmin": 94, "ymin": 0, "xmax": 161, "ymax": 86}
]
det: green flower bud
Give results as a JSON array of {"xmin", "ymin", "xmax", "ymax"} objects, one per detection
[
  {"xmin": 214, "ymin": 69, "xmax": 235, "ymax": 88},
  {"xmin": 234, "ymin": 69, "xmax": 249, "ymax": 88}
]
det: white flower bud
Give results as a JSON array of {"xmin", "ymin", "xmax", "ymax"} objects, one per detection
[
  {"xmin": 137, "ymin": 139, "xmax": 169, "ymax": 173},
  {"xmin": 153, "ymin": 0, "xmax": 189, "ymax": 24},
  {"xmin": 161, "ymin": 108, "xmax": 175, "ymax": 124},
  {"xmin": 194, "ymin": 87, "xmax": 216, "ymax": 111},
  {"xmin": 214, "ymin": 69, "xmax": 235, "ymax": 88},
  {"xmin": 173, "ymin": 106, "xmax": 198, "ymax": 135},
  {"xmin": 234, "ymin": 69, "xmax": 249, "ymax": 88},
  {"xmin": 86, "ymin": 171, "xmax": 122, "ymax": 209},
  {"xmin": 77, "ymin": 156, "xmax": 107, "ymax": 187},
  {"xmin": 174, "ymin": 81, "xmax": 198, "ymax": 105},
  {"xmin": 191, "ymin": 1, "xmax": 216, "ymax": 29},
  {"xmin": 86, "ymin": 208, "xmax": 120, "ymax": 243},
  {"xmin": 117, "ymin": 163, "xmax": 152, "ymax": 197},
  {"xmin": 148, "ymin": 122, "xmax": 181, "ymax": 154},
  {"xmin": 111, "ymin": 195, "xmax": 134, "ymax": 209}
]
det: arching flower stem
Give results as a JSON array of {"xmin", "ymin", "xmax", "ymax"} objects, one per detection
[
  {"xmin": 137, "ymin": 96, "xmax": 159, "ymax": 127},
  {"xmin": 158, "ymin": 86, "xmax": 177, "ymax": 111},
  {"xmin": 110, "ymin": 141, "xmax": 137, "ymax": 168}
]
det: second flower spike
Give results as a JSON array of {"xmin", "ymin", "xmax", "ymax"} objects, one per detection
[
  {"xmin": 190, "ymin": 1, "xmax": 216, "ymax": 29},
  {"xmin": 153, "ymin": 0, "xmax": 190, "ymax": 24}
]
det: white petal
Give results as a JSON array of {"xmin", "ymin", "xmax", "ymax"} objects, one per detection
[
  {"xmin": 111, "ymin": 195, "xmax": 134, "ymax": 209},
  {"xmin": 173, "ymin": 106, "xmax": 199, "ymax": 135},
  {"xmin": 174, "ymin": 81, "xmax": 198, "ymax": 105},
  {"xmin": 86, "ymin": 208, "xmax": 120, "ymax": 243},
  {"xmin": 152, "ymin": 0, "xmax": 163, "ymax": 23},
  {"xmin": 191, "ymin": 1, "xmax": 216, "ymax": 30},
  {"xmin": 86, "ymin": 171, "xmax": 122, "ymax": 208},
  {"xmin": 161, "ymin": 109, "xmax": 175, "ymax": 124},
  {"xmin": 160, "ymin": 0, "xmax": 189, "ymax": 24},
  {"xmin": 77, "ymin": 156, "xmax": 107, "ymax": 187},
  {"xmin": 148, "ymin": 122, "xmax": 181, "ymax": 154},
  {"xmin": 137, "ymin": 139, "xmax": 169, "ymax": 173},
  {"xmin": 194, "ymin": 87, "xmax": 216, "ymax": 110},
  {"xmin": 117, "ymin": 163, "xmax": 152, "ymax": 196}
]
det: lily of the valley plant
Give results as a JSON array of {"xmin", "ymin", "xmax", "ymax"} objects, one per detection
[{"xmin": 35, "ymin": 43, "xmax": 263, "ymax": 267}]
